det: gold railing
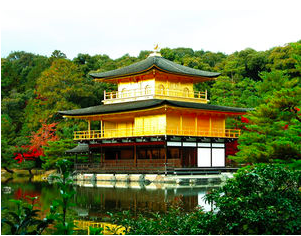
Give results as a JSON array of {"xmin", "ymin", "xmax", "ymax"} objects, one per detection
[
  {"xmin": 74, "ymin": 127, "xmax": 240, "ymax": 140},
  {"xmin": 74, "ymin": 220, "xmax": 125, "ymax": 235},
  {"xmin": 104, "ymin": 88, "xmax": 207, "ymax": 102}
]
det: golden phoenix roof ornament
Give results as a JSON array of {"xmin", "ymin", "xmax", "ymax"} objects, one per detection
[{"xmin": 148, "ymin": 44, "xmax": 162, "ymax": 57}]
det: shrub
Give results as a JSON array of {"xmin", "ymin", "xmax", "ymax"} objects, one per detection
[{"xmin": 205, "ymin": 164, "xmax": 301, "ymax": 234}]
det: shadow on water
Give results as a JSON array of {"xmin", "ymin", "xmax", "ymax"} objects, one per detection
[{"xmin": 1, "ymin": 180, "xmax": 220, "ymax": 222}]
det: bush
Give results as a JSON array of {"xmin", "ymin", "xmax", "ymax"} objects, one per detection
[{"xmin": 205, "ymin": 164, "xmax": 301, "ymax": 234}]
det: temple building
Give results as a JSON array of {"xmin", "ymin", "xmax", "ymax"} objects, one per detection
[{"xmin": 59, "ymin": 49, "xmax": 249, "ymax": 173}]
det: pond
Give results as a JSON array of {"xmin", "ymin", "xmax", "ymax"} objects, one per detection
[{"xmin": 1, "ymin": 179, "xmax": 219, "ymax": 223}]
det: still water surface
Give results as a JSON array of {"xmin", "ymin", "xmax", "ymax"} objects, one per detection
[{"xmin": 1, "ymin": 180, "xmax": 219, "ymax": 221}]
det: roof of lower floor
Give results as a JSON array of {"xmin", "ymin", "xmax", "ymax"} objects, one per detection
[
  {"xmin": 58, "ymin": 99, "xmax": 251, "ymax": 117},
  {"xmin": 65, "ymin": 143, "xmax": 89, "ymax": 153}
]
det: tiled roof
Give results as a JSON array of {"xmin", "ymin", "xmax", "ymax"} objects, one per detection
[
  {"xmin": 90, "ymin": 56, "xmax": 220, "ymax": 79},
  {"xmin": 59, "ymin": 99, "xmax": 250, "ymax": 117},
  {"xmin": 65, "ymin": 143, "xmax": 89, "ymax": 153}
]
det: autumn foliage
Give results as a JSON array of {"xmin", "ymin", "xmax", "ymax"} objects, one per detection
[{"xmin": 14, "ymin": 122, "xmax": 58, "ymax": 163}]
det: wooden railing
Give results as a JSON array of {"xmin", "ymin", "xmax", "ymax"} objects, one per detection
[
  {"xmin": 74, "ymin": 127, "xmax": 240, "ymax": 140},
  {"xmin": 103, "ymin": 87, "xmax": 207, "ymax": 103}
]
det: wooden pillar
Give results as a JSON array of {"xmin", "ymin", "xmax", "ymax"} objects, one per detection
[
  {"xmin": 223, "ymin": 116, "xmax": 226, "ymax": 137},
  {"xmin": 100, "ymin": 145, "xmax": 103, "ymax": 165},
  {"xmin": 88, "ymin": 120, "xmax": 91, "ymax": 139},
  {"xmin": 194, "ymin": 148, "xmax": 197, "ymax": 167},
  {"xmin": 195, "ymin": 115, "xmax": 198, "ymax": 136},
  {"xmin": 210, "ymin": 142, "xmax": 213, "ymax": 167},
  {"xmin": 100, "ymin": 119, "xmax": 103, "ymax": 138},
  {"xmin": 180, "ymin": 114, "xmax": 183, "ymax": 135},
  {"xmin": 164, "ymin": 143, "xmax": 167, "ymax": 175},
  {"xmin": 89, "ymin": 151, "xmax": 92, "ymax": 163},
  {"xmin": 180, "ymin": 142, "xmax": 183, "ymax": 167},
  {"xmin": 134, "ymin": 144, "xmax": 137, "ymax": 167},
  {"xmin": 209, "ymin": 116, "xmax": 212, "ymax": 136},
  {"xmin": 164, "ymin": 143, "xmax": 167, "ymax": 164},
  {"xmin": 74, "ymin": 154, "xmax": 78, "ymax": 169}
]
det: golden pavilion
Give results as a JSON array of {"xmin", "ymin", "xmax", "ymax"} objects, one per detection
[{"xmin": 59, "ymin": 49, "xmax": 248, "ymax": 173}]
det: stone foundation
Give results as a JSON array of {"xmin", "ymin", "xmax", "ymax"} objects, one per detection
[{"xmin": 73, "ymin": 172, "xmax": 234, "ymax": 186}]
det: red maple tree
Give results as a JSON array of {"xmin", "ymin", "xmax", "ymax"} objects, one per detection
[{"xmin": 14, "ymin": 122, "xmax": 59, "ymax": 163}]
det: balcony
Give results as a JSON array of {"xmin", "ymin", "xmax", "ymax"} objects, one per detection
[
  {"xmin": 73, "ymin": 127, "xmax": 240, "ymax": 140},
  {"xmin": 103, "ymin": 87, "xmax": 208, "ymax": 104}
]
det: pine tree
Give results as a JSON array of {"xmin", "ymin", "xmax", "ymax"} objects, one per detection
[{"xmin": 231, "ymin": 70, "xmax": 301, "ymax": 164}]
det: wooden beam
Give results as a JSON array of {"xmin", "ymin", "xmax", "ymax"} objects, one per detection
[{"xmin": 89, "ymin": 141, "xmax": 165, "ymax": 147}]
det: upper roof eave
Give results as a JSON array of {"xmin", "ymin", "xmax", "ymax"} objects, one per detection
[{"xmin": 89, "ymin": 56, "xmax": 221, "ymax": 81}]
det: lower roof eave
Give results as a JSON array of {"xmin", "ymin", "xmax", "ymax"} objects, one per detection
[{"xmin": 59, "ymin": 99, "xmax": 252, "ymax": 118}]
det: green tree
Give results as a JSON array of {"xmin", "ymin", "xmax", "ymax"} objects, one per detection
[
  {"xmin": 1, "ymin": 52, "xmax": 50, "ymax": 96},
  {"xmin": 50, "ymin": 50, "xmax": 67, "ymax": 59},
  {"xmin": 160, "ymin": 47, "xmax": 176, "ymax": 61},
  {"xmin": 210, "ymin": 76, "xmax": 259, "ymax": 108},
  {"xmin": 114, "ymin": 53, "xmax": 140, "ymax": 69},
  {"xmin": 2, "ymin": 90, "xmax": 34, "ymax": 135},
  {"xmin": 73, "ymin": 53, "xmax": 100, "ymax": 76},
  {"xmin": 231, "ymin": 70, "xmax": 300, "ymax": 163},
  {"xmin": 267, "ymin": 42, "xmax": 301, "ymax": 78},
  {"xmin": 23, "ymin": 59, "xmax": 95, "ymax": 131},
  {"xmin": 201, "ymin": 51, "xmax": 226, "ymax": 68},
  {"xmin": 1, "ymin": 139, "xmax": 18, "ymax": 173},
  {"xmin": 42, "ymin": 139, "xmax": 77, "ymax": 170},
  {"xmin": 205, "ymin": 164, "xmax": 301, "ymax": 234},
  {"xmin": 1, "ymin": 58, "xmax": 19, "ymax": 98},
  {"xmin": 137, "ymin": 50, "xmax": 152, "ymax": 59}
]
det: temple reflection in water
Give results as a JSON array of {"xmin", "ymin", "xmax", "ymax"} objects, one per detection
[{"xmin": 72, "ymin": 182, "xmax": 216, "ymax": 219}]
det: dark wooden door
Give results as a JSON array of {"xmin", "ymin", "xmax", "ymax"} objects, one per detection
[{"xmin": 182, "ymin": 148, "xmax": 197, "ymax": 167}]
